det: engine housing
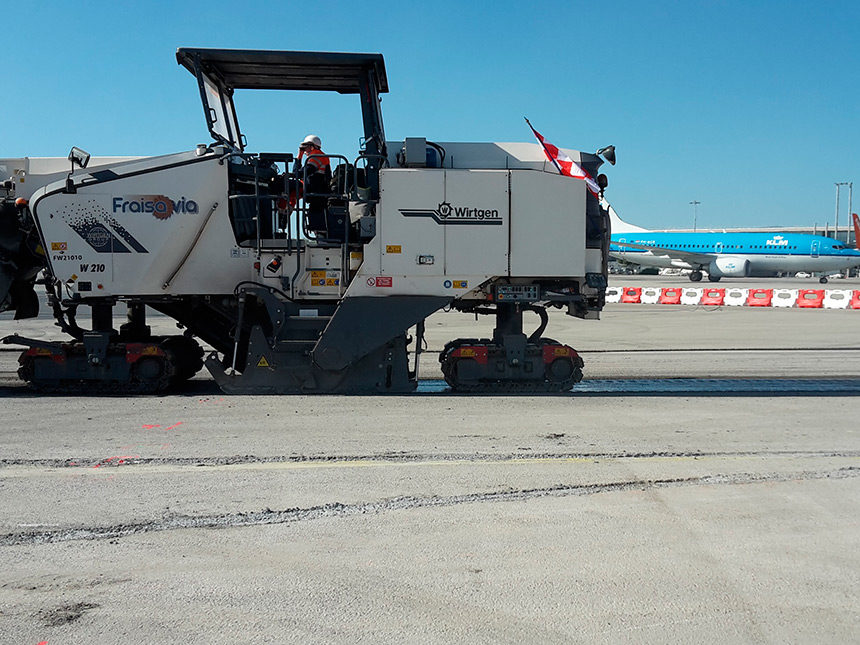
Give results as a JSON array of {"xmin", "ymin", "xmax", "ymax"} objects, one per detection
[{"xmin": 708, "ymin": 256, "xmax": 750, "ymax": 278}]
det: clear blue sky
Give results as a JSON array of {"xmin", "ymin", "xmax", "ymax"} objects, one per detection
[{"xmin": 5, "ymin": 1, "xmax": 858, "ymax": 230}]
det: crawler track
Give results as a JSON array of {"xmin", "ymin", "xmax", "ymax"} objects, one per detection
[
  {"xmin": 16, "ymin": 335, "xmax": 203, "ymax": 395},
  {"xmin": 440, "ymin": 337, "xmax": 584, "ymax": 393}
]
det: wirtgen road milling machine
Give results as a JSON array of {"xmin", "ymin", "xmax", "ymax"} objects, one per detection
[{"xmin": 0, "ymin": 48, "xmax": 613, "ymax": 394}]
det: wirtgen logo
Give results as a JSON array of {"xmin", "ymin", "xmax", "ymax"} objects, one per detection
[
  {"xmin": 112, "ymin": 195, "xmax": 199, "ymax": 219},
  {"xmin": 400, "ymin": 201, "xmax": 502, "ymax": 225}
]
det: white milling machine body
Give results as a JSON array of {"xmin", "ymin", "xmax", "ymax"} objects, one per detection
[{"xmin": 0, "ymin": 48, "xmax": 611, "ymax": 393}]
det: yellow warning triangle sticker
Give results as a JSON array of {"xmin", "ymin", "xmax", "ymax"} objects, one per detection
[{"xmin": 256, "ymin": 356, "xmax": 270, "ymax": 367}]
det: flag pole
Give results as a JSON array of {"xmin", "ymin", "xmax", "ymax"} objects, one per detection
[{"xmin": 524, "ymin": 117, "xmax": 564, "ymax": 176}]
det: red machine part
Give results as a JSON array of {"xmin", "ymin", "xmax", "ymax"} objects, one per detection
[
  {"xmin": 541, "ymin": 344, "xmax": 578, "ymax": 363},
  {"xmin": 22, "ymin": 346, "xmax": 66, "ymax": 364},
  {"xmin": 125, "ymin": 343, "xmax": 167, "ymax": 364},
  {"xmin": 448, "ymin": 345, "xmax": 489, "ymax": 365}
]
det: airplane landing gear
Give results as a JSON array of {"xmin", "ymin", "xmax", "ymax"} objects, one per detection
[
  {"xmin": 689, "ymin": 270, "xmax": 703, "ymax": 282},
  {"xmin": 819, "ymin": 276, "xmax": 829, "ymax": 284},
  {"xmin": 708, "ymin": 275, "xmax": 721, "ymax": 282}
]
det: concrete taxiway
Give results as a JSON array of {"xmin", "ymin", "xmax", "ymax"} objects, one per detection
[{"xmin": 1, "ymin": 276, "xmax": 858, "ymax": 643}]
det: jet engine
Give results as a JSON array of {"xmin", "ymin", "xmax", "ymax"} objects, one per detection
[{"xmin": 708, "ymin": 256, "xmax": 750, "ymax": 278}]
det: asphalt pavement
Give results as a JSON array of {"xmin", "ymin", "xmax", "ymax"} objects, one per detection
[{"xmin": 1, "ymin": 276, "xmax": 858, "ymax": 643}]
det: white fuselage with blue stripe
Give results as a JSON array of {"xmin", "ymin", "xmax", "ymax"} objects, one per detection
[{"xmin": 606, "ymin": 203, "xmax": 860, "ymax": 277}]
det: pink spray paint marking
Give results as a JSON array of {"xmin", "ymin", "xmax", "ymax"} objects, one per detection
[
  {"xmin": 92, "ymin": 455, "xmax": 139, "ymax": 468},
  {"xmin": 142, "ymin": 422, "xmax": 182, "ymax": 431}
]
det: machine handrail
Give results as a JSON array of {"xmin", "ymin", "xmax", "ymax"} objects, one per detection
[{"xmin": 301, "ymin": 154, "xmax": 353, "ymax": 295}]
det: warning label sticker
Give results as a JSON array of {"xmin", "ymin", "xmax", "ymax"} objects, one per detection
[
  {"xmin": 366, "ymin": 276, "xmax": 393, "ymax": 287},
  {"xmin": 257, "ymin": 356, "xmax": 270, "ymax": 367},
  {"xmin": 385, "ymin": 245, "xmax": 402, "ymax": 254}
]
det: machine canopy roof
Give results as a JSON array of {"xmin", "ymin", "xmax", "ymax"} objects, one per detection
[{"xmin": 175, "ymin": 48, "xmax": 388, "ymax": 94}]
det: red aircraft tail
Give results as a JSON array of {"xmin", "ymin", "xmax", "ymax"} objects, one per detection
[{"xmin": 853, "ymin": 212, "xmax": 860, "ymax": 250}]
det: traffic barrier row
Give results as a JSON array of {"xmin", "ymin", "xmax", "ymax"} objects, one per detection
[{"xmin": 604, "ymin": 286, "xmax": 860, "ymax": 309}]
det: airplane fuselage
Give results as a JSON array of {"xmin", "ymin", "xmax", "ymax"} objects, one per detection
[{"xmin": 610, "ymin": 231, "xmax": 860, "ymax": 276}]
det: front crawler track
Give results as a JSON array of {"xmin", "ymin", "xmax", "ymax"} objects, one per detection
[{"xmin": 439, "ymin": 337, "xmax": 584, "ymax": 393}]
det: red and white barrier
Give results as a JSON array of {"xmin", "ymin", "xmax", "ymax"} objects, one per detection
[
  {"xmin": 746, "ymin": 288, "xmax": 773, "ymax": 307},
  {"xmin": 823, "ymin": 290, "xmax": 852, "ymax": 309},
  {"xmin": 700, "ymin": 288, "xmax": 725, "ymax": 306},
  {"xmin": 772, "ymin": 289, "xmax": 798, "ymax": 307},
  {"xmin": 680, "ymin": 288, "xmax": 702, "ymax": 305},
  {"xmin": 605, "ymin": 286, "xmax": 622, "ymax": 303},
  {"xmin": 620, "ymin": 287, "xmax": 642, "ymax": 304},
  {"xmin": 641, "ymin": 287, "xmax": 661, "ymax": 304},
  {"xmin": 796, "ymin": 289, "xmax": 825, "ymax": 308},
  {"xmin": 606, "ymin": 285, "xmax": 858, "ymax": 309},
  {"xmin": 724, "ymin": 288, "xmax": 748, "ymax": 306},
  {"xmin": 659, "ymin": 288, "xmax": 683, "ymax": 305}
]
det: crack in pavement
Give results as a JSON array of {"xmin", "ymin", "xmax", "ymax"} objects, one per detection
[
  {"xmin": 1, "ymin": 467, "xmax": 857, "ymax": 547},
  {"xmin": 1, "ymin": 449, "xmax": 858, "ymax": 470}
]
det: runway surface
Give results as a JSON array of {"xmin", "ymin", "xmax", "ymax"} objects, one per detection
[{"xmin": 1, "ymin": 276, "xmax": 858, "ymax": 643}]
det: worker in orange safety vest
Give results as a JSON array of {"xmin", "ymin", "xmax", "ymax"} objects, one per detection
[
  {"xmin": 296, "ymin": 134, "xmax": 331, "ymax": 180},
  {"xmin": 292, "ymin": 134, "xmax": 332, "ymax": 234}
]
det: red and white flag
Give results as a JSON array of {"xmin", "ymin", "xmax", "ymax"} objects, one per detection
[{"xmin": 525, "ymin": 118, "xmax": 600, "ymax": 196}]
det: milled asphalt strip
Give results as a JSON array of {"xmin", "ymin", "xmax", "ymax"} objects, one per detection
[
  {"xmin": 2, "ymin": 467, "xmax": 857, "ymax": 547},
  {"xmin": 1, "ymin": 347, "xmax": 858, "ymax": 353},
  {"xmin": 580, "ymin": 347, "xmax": 860, "ymax": 353},
  {"xmin": 1, "ymin": 449, "xmax": 858, "ymax": 470}
]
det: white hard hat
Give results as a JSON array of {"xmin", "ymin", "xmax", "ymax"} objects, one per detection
[{"xmin": 301, "ymin": 134, "xmax": 321, "ymax": 148}]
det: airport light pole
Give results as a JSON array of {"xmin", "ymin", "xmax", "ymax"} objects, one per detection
[
  {"xmin": 689, "ymin": 200, "xmax": 700, "ymax": 232},
  {"xmin": 835, "ymin": 182, "xmax": 849, "ymax": 242}
]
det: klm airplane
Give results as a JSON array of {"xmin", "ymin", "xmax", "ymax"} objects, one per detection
[{"xmin": 608, "ymin": 204, "xmax": 860, "ymax": 283}]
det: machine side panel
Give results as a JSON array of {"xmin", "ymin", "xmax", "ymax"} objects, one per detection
[
  {"xmin": 378, "ymin": 169, "xmax": 446, "ymax": 277},
  {"xmin": 509, "ymin": 171, "xmax": 586, "ymax": 277},
  {"xmin": 37, "ymin": 194, "xmax": 115, "ymax": 287},
  {"xmin": 442, "ymin": 170, "xmax": 509, "ymax": 277},
  {"xmin": 34, "ymin": 156, "xmax": 248, "ymax": 296}
]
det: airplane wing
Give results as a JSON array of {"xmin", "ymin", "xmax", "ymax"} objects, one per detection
[{"xmin": 612, "ymin": 240, "xmax": 715, "ymax": 265}]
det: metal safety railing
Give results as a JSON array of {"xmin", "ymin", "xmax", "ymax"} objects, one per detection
[{"xmin": 225, "ymin": 149, "xmax": 390, "ymax": 298}]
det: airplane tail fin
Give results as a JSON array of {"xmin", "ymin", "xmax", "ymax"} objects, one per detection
[
  {"xmin": 600, "ymin": 198, "xmax": 649, "ymax": 233},
  {"xmin": 853, "ymin": 213, "xmax": 859, "ymax": 250}
]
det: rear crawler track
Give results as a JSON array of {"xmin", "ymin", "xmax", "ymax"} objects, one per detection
[{"xmin": 13, "ymin": 335, "xmax": 203, "ymax": 394}]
